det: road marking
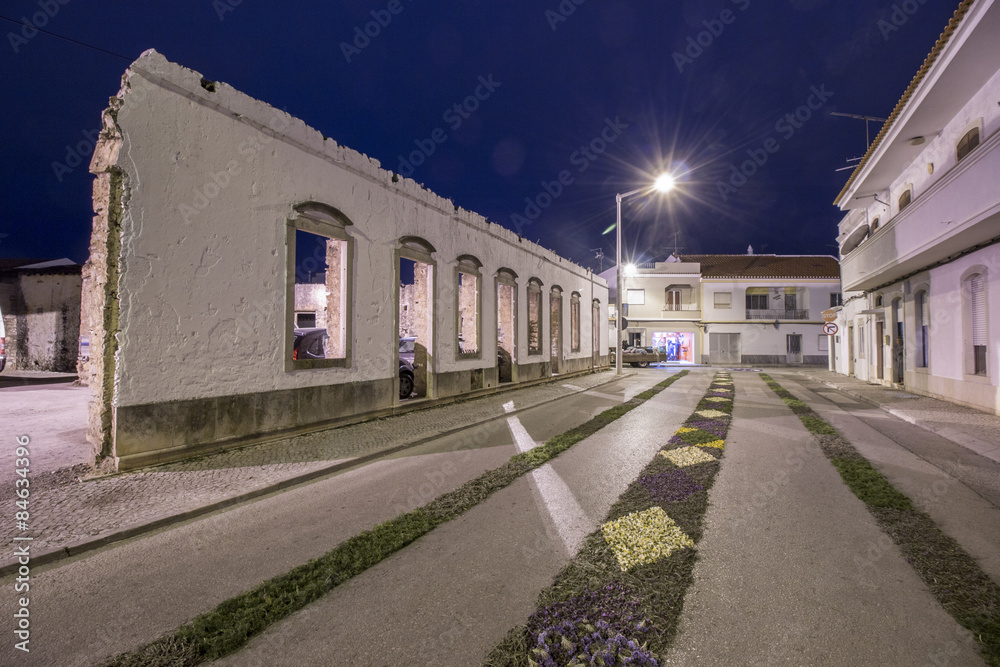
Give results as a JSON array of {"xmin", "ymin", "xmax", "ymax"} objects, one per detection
[
  {"xmin": 505, "ymin": 415, "xmax": 589, "ymax": 555},
  {"xmin": 561, "ymin": 384, "xmax": 585, "ymax": 392}
]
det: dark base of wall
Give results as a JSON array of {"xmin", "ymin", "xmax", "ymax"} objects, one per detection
[{"xmin": 114, "ymin": 362, "xmax": 612, "ymax": 471}]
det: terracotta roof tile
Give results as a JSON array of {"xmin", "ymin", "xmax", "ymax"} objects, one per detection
[{"xmin": 679, "ymin": 254, "xmax": 841, "ymax": 279}]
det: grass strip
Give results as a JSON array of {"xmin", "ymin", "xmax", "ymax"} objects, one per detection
[
  {"xmin": 483, "ymin": 372, "xmax": 734, "ymax": 666},
  {"xmin": 759, "ymin": 373, "xmax": 1000, "ymax": 666},
  {"xmin": 101, "ymin": 371, "xmax": 690, "ymax": 667}
]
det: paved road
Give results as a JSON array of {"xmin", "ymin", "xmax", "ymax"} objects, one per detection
[
  {"xmin": 213, "ymin": 370, "xmax": 711, "ymax": 666},
  {"xmin": 665, "ymin": 372, "xmax": 984, "ymax": 666},
  {"xmin": 0, "ymin": 370, "xmax": 673, "ymax": 666}
]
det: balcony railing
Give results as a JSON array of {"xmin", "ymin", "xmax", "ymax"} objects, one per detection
[{"xmin": 746, "ymin": 309, "xmax": 809, "ymax": 321}]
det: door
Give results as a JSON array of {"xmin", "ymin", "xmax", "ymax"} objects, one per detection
[
  {"xmin": 892, "ymin": 298, "xmax": 904, "ymax": 384},
  {"xmin": 876, "ymin": 320, "xmax": 884, "ymax": 380},
  {"xmin": 786, "ymin": 334, "xmax": 802, "ymax": 364},
  {"xmin": 848, "ymin": 325, "xmax": 855, "ymax": 376},
  {"xmin": 710, "ymin": 333, "xmax": 741, "ymax": 365}
]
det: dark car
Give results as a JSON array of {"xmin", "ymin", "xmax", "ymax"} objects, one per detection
[
  {"xmin": 292, "ymin": 328, "xmax": 329, "ymax": 360},
  {"xmin": 398, "ymin": 357, "xmax": 414, "ymax": 399},
  {"xmin": 398, "ymin": 337, "xmax": 417, "ymax": 399}
]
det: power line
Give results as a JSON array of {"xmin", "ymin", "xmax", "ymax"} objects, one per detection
[{"xmin": 1, "ymin": 14, "xmax": 133, "ymax": 62}]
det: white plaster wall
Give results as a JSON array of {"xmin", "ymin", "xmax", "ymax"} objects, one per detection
[
  {"xmin": 107, "ymin": 51, "xmax": 606, "ymax": 407},
  {"xmin": 839, "ymin": 68, "xmax": 1000, "ymax": 292},
  {"xmin": 926, "ymin": 244, "xmax": 1000, "ymax": 386},
  {"xmin": 889, "ymin": 67, "xmax": 1000, "ymax": 213}
]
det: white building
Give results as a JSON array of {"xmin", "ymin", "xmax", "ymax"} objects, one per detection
[
  {"xmin": 83, "ymin": 51, "xmax": 608, "ymax": 470},
  {"xmin": 605, "ymin": 253, "xmax": 841, "ymax": 366},
  {"xmin": 833, "ymin": 0, "xmax": 1000, "ymax": 415}
]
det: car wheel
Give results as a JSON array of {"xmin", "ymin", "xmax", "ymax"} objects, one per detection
[
  {"xmin": 638, "ymin": 361, "xmax": 649, "ymax": 368},
  {"xmin": 630, "ymin": 362, "xmax": 639, "ymax": 368},
  {"xmin": 399, "ymin": 373, "xmax": 414, "ymax": 399}
]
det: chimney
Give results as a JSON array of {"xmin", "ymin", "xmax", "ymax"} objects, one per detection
[{"xmin": 747, "ymin": 245, "xmax": 754, "ymax": 255}]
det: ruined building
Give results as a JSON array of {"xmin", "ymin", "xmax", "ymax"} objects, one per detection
[{"xmin": 83, "ymin": 51, "xmax": 609, "ymax": 470}]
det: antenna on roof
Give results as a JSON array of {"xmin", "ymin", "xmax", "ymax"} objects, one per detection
[
  {"xmin": 830, "ymin": 112, "xmax": 889, "ymax": 150},
  {"xmin": 589, "ymin": 248, "xmax": 605, "ymax": 272}
]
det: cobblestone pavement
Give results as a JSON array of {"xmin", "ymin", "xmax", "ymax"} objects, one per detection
[
  {"xmin": 1, "ymin": 371, "xmax": 625, "ymax": 570},
  {"xmin": 794, "ymin": 368, "xmax": 1000, "ymax": 464}
]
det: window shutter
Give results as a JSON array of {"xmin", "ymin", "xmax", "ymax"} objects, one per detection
[{"xmin": 971, "ymin": 274, "xmax": 987, "ymax": 346}]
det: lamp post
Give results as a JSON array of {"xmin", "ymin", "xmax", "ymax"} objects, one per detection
[{"xmin": 615, "ymin": 173, "xmax": 675, "ymax": 375}]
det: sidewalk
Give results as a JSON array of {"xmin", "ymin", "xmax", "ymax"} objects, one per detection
[
  {"xmin": 664, "ymin": 372, "xmax": 984, "ymax": 666},
  {"xmin": 801, "ymin": 368, "xmax": 1000, "ymax": 464},
  {"xmin": 0, "ymin": 370, "xmax": 627, "ymax": 575}
]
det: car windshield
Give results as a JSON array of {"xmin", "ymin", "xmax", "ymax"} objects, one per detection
[{"xmin": 399, "ymin": 339, "xmax": 415, "ymax": 354}]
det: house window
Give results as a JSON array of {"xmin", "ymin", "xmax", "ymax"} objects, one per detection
[
  {"xmin": 898, "ymin": 189, "xmax": 912, "ymax": 212},
  {"xmin": 714, "ymin": 292, "xmax": 731, "ymax": 309},
  {"xmin": 286, "ymin": 202, "xmax": 352, "ymax": 369},
  {"xmin": 874, "ymin": 295, "xmax": 883, "ymax": 308},
  {"xmin": 870, "ymin": 217, "xmax": 880, "ymax": 233},
  {"xmin": 915, "ymin": 290, "xmax": 929, "ymax": 368},
  {"xmin": 830, "ymin": 293, "xmax": 843, "ymax": 307},
  {"xmin": 571, "ymin": 292, "xmax": 581, "ymax": 352},
  {"xmin": 859, "ymin": 323, "xmax": 865, "ymax": 358},
  {"xmin": 967, "ymin": 273, "xmax": 988, "ymax": 375},
  {"xmin": 818, "ymin": 335, "xmax": 829, "ymax": 353},
  {"xmin": 665, "ymin": 289, "xmax": 682, "ymax": 311},
  {"xmin": 957, "ymin": 127, "xmax": 980, "ymax": 161},
  {"xmin": 528, "ymin": 278, "xmax": 543, "ymax": 355},
  {"xmin": 626, "ymin": 289, "xmax": 645, "ymax": 305},
  {"xmin": 746, "ymin": 293, "xmax": 768, "ymax": 310}
]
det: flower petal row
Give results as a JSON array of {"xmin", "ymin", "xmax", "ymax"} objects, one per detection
[{"xmin": 601, "ymin": 506, "xmax": 694, "ymax": 572}]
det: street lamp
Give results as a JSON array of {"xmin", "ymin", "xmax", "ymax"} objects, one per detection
[{"xmin": 615, "ymin": 173, "xmax": 675, "ymax": 375}]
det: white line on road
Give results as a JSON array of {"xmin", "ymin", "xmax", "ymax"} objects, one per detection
[{"xmin": 505, "ymin": 414, "xmax": 590, "ymax": 555}]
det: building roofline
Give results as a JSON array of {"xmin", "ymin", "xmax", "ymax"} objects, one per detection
[{"xmin": 833, "ymin": 0, "xmax": 976, "ymax": 207}]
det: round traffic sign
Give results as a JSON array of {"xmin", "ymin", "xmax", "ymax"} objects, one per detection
[
  {"xmin": 823, "ymin": 322, "xmax": 838, "ymax": 335},
  {"xmin": 821, "ymin": 309, "xmax": 838, "ymax": 323},
  {"xmin": 620, "ymin": 317, "xmax": 629, "ymax": 329}
]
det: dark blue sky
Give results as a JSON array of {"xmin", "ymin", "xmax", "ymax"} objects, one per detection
[{"xmin": 1, "ymin": 0, "xmax": 960, "ymax": 271}]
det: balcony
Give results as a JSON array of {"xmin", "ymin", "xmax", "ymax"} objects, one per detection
[{"xmin": 746, "ymin": 309, "xmax": 808, "ymax": 321}]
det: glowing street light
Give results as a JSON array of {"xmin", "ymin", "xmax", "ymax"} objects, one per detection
[{"xmin": 615, "ymin": 173, "xmax": 675, "ymax": 375}]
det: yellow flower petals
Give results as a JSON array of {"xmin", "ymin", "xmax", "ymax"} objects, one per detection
[
  {"xmin": 661, "ymin": 446, "xmax": 717, "ymax": 467},
  {"xmin": 696, "ymin": 409, "xmax": 728, "ymax": 419},
  {"xmin": 601, "ymin": 507, "xmax": 694, "ymax": 572},
  {"xmin": 699, "ymin": 439, "xmax": 725, "ymax": 450}
]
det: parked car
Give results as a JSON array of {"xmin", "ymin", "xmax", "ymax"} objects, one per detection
[
  {"xmin": 292, "ymin": 327, "xmax": 329, "ymax": 360},
  {"xmin": 398, "ymin": 336, "xmax": 417, "ymax": 365},
  {"xmin": 398, "ymin": 357, "xmax": 415, "ymax": 399},
  {"xmin": 398, "ymin": 336, "xmax": 417, "ymax": 399}
]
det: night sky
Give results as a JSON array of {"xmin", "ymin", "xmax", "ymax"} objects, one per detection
[{"xmin": 1, "ymin": 0, "xmax": 961, "ymax": 272}]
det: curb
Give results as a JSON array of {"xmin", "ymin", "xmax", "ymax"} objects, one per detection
[
  {"xmin": 813, "ymin": 375, "xmax": 1000, "ymax": 464},
  {"xmin": 0, "ymin": 370, "xmax": 635, "ymax": 578}
]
